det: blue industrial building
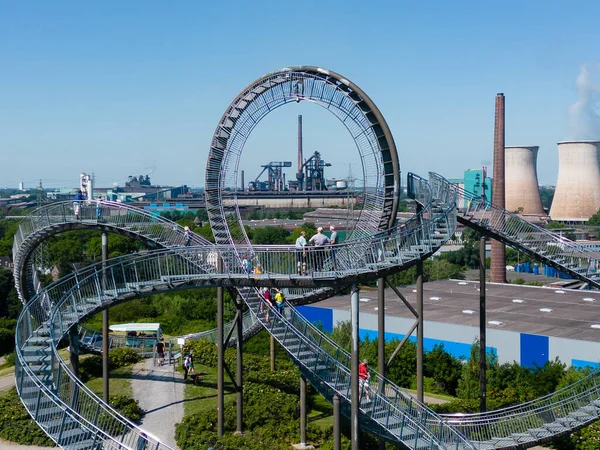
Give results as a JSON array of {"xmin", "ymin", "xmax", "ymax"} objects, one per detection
[{"xmin": 296, "ymin": 280, "xmax": 600, "ymax": 370}]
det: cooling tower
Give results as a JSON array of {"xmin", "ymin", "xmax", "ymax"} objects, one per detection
[
  {"xmin": 505, "ymin": 146, "xmax": 544, "ymax": 215},
  {"xmin": 549, "ymin": 141, "xmax": 600, "ymax": 222}
]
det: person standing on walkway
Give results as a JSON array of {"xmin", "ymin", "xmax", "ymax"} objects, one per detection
[
  {"xmin": 295, "ymin": 230, "xmax": 307, "ymax": 275},
  {"xmin": 95, "ymin": 196, "xmax": 104, "ymax": 221},
  {"xmin": 329, "ymin": 225, "xmax": 338, "ymax": 270},
  {"xmin": 308, "ymin": 227, "xmax": 330, "ymax": 271},
  {"xmin": 183, "ymin": 226, "xmax": 192, "ymax": 246},
  {"xmin": 73, "ymin": 189, "xmax": 86, "ymax": 220}
]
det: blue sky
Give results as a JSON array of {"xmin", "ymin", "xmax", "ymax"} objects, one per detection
[{"xmin": 2, "ymin": 0, "xmax": 600, "ymax": 189}]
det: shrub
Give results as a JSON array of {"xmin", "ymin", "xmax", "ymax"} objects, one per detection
[
  {"xmin": 0, "ymin": 388, "xmax": 54, "ymax": 446},
  {"xmin": 109, "ymin": 347, "xmax": 141, "ymax": 368},
  {"xmin": 0, "ymin": 351, "xmax": 15, "ymax": 367},
  {"xmin": 186, "ymin": 340, "xmax": 218, "ymax": 367},
  {"xmin": 109, "ymin": 395, "xmax": 144, "ymax": 424},
  {"xmin": 0, "ymin": 327, "xmax": 14, "ymax": 356},
  {"xmin": 79, "ymin": 355, "xmax": 103, "ymax": 382}
]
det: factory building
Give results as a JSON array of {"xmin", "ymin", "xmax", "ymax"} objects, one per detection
[
  {"xmin": 456, "ymin": 169, "xmax": 492, "ymax": 208},
  {"xmin": 505, "ymin": 146, "xmax": 545, "ymax": 216},
  {"xmin": 295, "ymin": 280, "xmax": 600, "ymax": 369},
  {"xmin": 550, "ymin": 141, "xmax": 600, "ymax": 222}
]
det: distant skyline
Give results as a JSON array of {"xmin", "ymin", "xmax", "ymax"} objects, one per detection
[{"xmin": 2, "ymin": 1, "xmax": 600, "ymax": 189}]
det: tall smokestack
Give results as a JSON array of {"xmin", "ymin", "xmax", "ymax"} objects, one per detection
[
  {"xmin": 296, "ymin": 115, "xmax": 304, "ymax": 190},
  {"xmin": 241, "ymin": 170, "xmax": 245, "ymax": 192},
  {"xmin": 491, "ymin": 93, "xmax": 506, "ymax": 283}
]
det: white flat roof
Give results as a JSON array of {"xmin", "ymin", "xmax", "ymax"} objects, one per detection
[{"xmin": 109, "ymin": 323, "xmax": 161, "ymax": 332}]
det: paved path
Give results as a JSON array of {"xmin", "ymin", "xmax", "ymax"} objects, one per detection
[
  {"xmin": 0, "ymin": 438, "xmax": 55, "ymax": 449},
  {"xmin": 0, "ymin": 375, "xmax": 15, "ymax": 392},
  {"xmin": 131, "ymin": 358, "xmax": 184, "ymax": 450}
]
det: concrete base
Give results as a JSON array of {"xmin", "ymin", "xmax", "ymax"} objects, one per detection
[
  {"xmin": 232, "ymin": 431, "xmax": 245, "ymax": 437},
  {"xmin": 292, "ymin": 444, "xmax": 315, "ymax": 450}
]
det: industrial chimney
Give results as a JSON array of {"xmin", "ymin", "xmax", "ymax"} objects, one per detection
[
  {"xmin": 491, "ymin": 93, "xmax": 506, "ymax": 283},
  {"xmin": 505, "ymin": 146, "xmax": 544, "ymax": 215},
  {"xmin": 549, "ymin": 141, "xmax": 600, "ymax": 222},
  {"xmin": 296, "ymin": 115, "xmax": 304, "ymax": 190}
]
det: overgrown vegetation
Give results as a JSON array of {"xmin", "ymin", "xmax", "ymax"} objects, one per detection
[{"xmin": 0, "ymin": 388, "xmax": 54, "ymax": 446}]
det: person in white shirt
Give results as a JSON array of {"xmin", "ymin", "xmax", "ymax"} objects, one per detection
[
  {"xmin": 308, "ymin": 227, "xmax": 330, "ymax": 271},
  {"xmin": 295, "ymin": 230, "xmax": 307, "ymax": 275}
]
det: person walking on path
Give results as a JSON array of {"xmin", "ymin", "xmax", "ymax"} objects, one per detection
[
  {"xmin": 295, "ymin": 231, "xmax": 307, "ymax": 275},
  {"xmin": 155, "ymin": 338, "xmax": 166, "ymax": 366},
  {"xmin": 73, "ymin": 189, "xmax": 86, "ymax": 220},
  {"xmin": 308, "ymin": 227, "xmax": 330, "ymax": 272},
  {"xmin": 329, "ymin": 225, "xmax": 338, "ymax": 270},
  {"xmin": 184, "ymin": 349, "xmax": 195, "ymax": 378}
]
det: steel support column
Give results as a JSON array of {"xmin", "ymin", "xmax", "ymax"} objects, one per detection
[
  {"xmin": 350, "ymin": 283, "xmax": 360, "ymax": 450},
  {"xmin": 416, "ymin": 260, "xmax": 424, "ymax": 403},
  {"xmin": 217, "ymin": 258, "xmax": 224, "ymax": 438},
  {"xmin": 101, "ymin": 232, "xmax": 109, "ymax": 403},
  {"xmin": 236, "ymin": 294, "xmax": 243, "ymax": 434},
  {"xmin": 377, "ymin": 277, "xmax": 385, "ymax": 376},
  {"xmin": 300, "ymin": 375, "xmax": 307, "ymax": 446},
  {"xmin": 270, "ymin": 335, "xmax": 275, "ymax": 371},
  {"xmin": 377, "ymin": 276, "xmax": 386, "ymax": 450},
  {"xmin": 480, "ymin": 236, "xmax": 487, "ymax": 412},
  {"xmin": 333, "ymin": 393, "xmax": 340, "ymax": 450},
  {"xmin": 69, "ymin": 325, "xmax": 79, "ymax": 378}
]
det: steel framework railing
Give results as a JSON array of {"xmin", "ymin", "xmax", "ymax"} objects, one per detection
[
  {"xmin": 15, "ymin": 172, "xmax": 464, "ymax": 450},
  {"xmin": 442, "ymin": 180, "xmax": 600, "ymax": 289},
  {"xmin": 440, "ymin": 370, "xmax": 600, "ymax": 448},
  {"xmin": 16, "ymin": 172, "xmax": 600, "ymax": 449},
  {"xmin": 12, "ymin": 199, "xmax": 212, "ymax": 302}
]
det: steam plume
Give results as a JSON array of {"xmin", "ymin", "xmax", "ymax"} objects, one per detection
[{"xmin": 568, "ymin": 64, "xmax": 600, "ymax": 140}]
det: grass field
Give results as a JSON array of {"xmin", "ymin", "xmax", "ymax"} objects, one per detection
[
  {"xmin": 182, "ymin": 363, "xmax": 237, "ymax": 417},
  {"xmin": 86, "ymin": 366, "xmax": 134, "ymax": 397}
]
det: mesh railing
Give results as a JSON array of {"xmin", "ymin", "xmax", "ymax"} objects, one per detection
[
  {"xmin": 444, "ymin": 180, "xmax": 600, "ymax": 287},
  {"xmin": 15, "ymin": 172, "xmax": 462, "ymax": 450},
  {"xmin": 12, "ymin": 199, "xmax": 212, "ymax": 302}
]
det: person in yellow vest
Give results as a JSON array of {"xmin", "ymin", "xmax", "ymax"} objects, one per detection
[{"xmin": 274, "ymin": 289, "xmax": 285, "ymax": 316}]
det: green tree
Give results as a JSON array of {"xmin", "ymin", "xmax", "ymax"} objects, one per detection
[
  {"xmin": 426, "ymin": 259, "xmax": 464, "ymax": 281},
  {"xmin": 539, "ymin": 188, "xmax": 554, "ymax": 212},
  {"xmin": 251, "ymin": 226, "xmax": 290, "ymax": 245},
  {"xmin": 587, "ymin": 209, "xmax": 600, "ymax": 226},
  {"xmin": 424, "ymin": 344, "xmax": 463, "ymax": 396},
  {"xmin": 0, "ymin": 269, "xmax": 20, "ymax": 320}
]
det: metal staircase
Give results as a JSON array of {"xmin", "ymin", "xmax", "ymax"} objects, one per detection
[
  {"xmin": 14, "ymin": 172, "xmax": 463, "ymax": 449},
  {"xmin": 17, "ymin": 173, "xmax": 600, "ymax": 449},
  {"xmin": 439, "ymin": 179, "xmax": 600, "ymax": 289},
  {"xmin": 441, "ymin": 370, "xmax": 600, "ymax": 449}
]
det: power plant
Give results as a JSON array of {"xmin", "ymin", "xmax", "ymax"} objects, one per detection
[
  {"xmin": 505, "ymin": 146, "xmax": 544, "ymax": 216},
  {"xmin": 549, "ymin": 140, "xmax": 600, "ymax": 222}
]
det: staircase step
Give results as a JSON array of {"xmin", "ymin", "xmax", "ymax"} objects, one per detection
[
  {"xmin": 63, "ymin": 437, "xmax": 98, "ymax": 450},
  {"xmin": 23, "ymin": 354, "xmax": 52, "ymax": 364},
  {"xmin": 512, "ymin": 432, "xmax": 535, "ymax": 443}
]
